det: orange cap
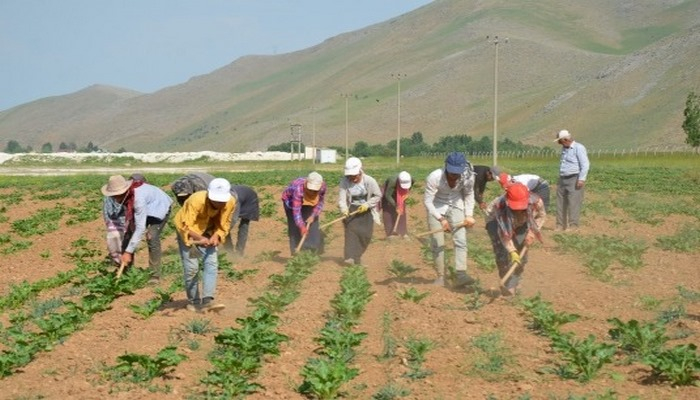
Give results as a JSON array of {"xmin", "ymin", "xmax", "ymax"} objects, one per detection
[{"xmin": 506, "ymin": 183, "xmax": 529, "ymax": 210}]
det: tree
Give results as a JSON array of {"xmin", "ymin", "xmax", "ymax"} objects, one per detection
[
  {"xmin": 41, "ymin": 142, "xmax": 53, "ymax": 153},
  {"xmin": 682, "ymin": 91, "xmax": 700, "ymax": 149},
  {"xmin": 4, "ymin": 140, "xmax": 24, "ymax": 153}
]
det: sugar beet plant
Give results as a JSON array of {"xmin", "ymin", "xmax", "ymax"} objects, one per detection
[
  {"xmin": 520, "ymin": 294, "xmax": 580, "ymax": 336},
  {"xmin": 298, "ymin": 265, "xmax": 373, "ymax": 399},
  {"xmin": 105, "ymin": 345, "xmax": 187, "ymax": 386},
  {"xmin": 553, "ymin": 233, "xmax": 646, "ymax": 281},
  {"xmin": 198, "ymin": 251, "xmax": 319, "ymax": 398}
]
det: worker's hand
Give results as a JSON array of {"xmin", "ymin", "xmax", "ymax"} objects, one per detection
[
  {"xmin": 299, "ymin": 225, "xmax": 308, "ymax": 236},
  {"xmin": 358, "ymin": 204, "xmax": 369, "ymax": 213},
  {"xmin": 479, "ymin": 202, "xmax": 487, "ymax": 210},
  {"xmin": 396, "ymin": 208, "xmax": 404, "ymax": 216},
  {"xmin": 342, "ymin": 210, "xmax": 350, "ymax": 218},
  {"xmin": 305, "ymin": 216, "xmax": 315, "ymax": 225},
  {"xmin": 209, "ymin": 235, "xmax": 221, "ymax": 247},
  {"xmin": 121, "ymin": 252, "xmax": 133, "ymax": 265},
  {"xmin": 525, "ymin": 231, "xmax": 535, "ymax": 245},
  {"xmin": 463, "ymin": 216, "xmax": 476, "ymax": 228},
  {"xmin": 440, "ymin": 218, "xmax": 451, "ymax": 232},
  {"xmin": 576, "ymin": 180, "xmax": 585, "ymax": 190},
  {"xmin": 509, "ymin": 250, "xmax": 521, "ymax": 265}
]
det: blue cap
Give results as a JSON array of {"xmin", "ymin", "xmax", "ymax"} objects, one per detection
[{"xmin": 444, "ymin": 152, "xmax": 467, "ymax": 174}]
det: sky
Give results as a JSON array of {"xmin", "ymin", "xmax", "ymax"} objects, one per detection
[{"xmin": 0, "ymin": 0, "xmax": 432, "ymax": 111}]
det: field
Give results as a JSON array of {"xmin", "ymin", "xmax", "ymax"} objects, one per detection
[{"xmin": 0, "ymin": 155, "xmax": 699, "ymax": 399}]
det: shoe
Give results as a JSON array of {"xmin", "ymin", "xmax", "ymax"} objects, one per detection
[
  {"xmin": 185, "ymin": 303, "xmax": 198, "ymax": 312},
  {"xmin": 454, "ymin": 271, "xmax": 475, "ymax": 288},
  {"xmin": 344, "ymin": 258, "xmax": 355, "ymax": 265},
  {"xmin": 402, "ymin": 235, "xmax": 411, "ymax": 241},
  {"xmin": 433, "ymin": 276, "xmax": 445, "ymax": 287},
  {"xmin": 202, "ymin": 303, "xmax": 225, "ymax": 313},
  {"xmin": 148, "ymin": 277, "xmax": 160, "ymax": 285}
]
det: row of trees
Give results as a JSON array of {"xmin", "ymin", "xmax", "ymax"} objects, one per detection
[
  {"xmin": 268, "ymin": 132, "xmax": 548, "ymax": 157},
  {"xmin": 3, "ymin": 141, "xmax": 105, "ymax": 154}
]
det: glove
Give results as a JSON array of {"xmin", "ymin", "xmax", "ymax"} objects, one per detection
[
  {"xmin": 509, "ymin": 250, "xmax": 521, "ymax": 265},
  {"xmin": 342, "ymin": 210, "xmax": 350, "ymax": 217},
  {"xmin": 357, "ymin": 204, "xmax": 369, "ymax": 213}
]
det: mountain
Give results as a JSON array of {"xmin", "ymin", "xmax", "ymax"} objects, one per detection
[{"xmin": 1, "ymin": 0, "xmax": 699, "ymax": 152}]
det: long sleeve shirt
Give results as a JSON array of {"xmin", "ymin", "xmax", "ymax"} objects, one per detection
[
  {"xmin": 338, "ymin": 173, "xmax": 382, "ymax": 214},
  {"xmin": 232, "ymin": 185, "xmax": 260, "ymax": 221},
  {"xmin": 472, "ymin": 165, "xmax": 492, "ymax": 205},
  {"xmin": 281, "ymin": 177, "xmax": 327, "ymax": 230},
  {"xmin": 485, "ymin": 194, "xmax": 546, "ymax": 252},
  {"xmin": 512, "ymin": 174, "xmax": 545, "ymax": 190},
  {"xmin": 559, "ymin": 141, "xmax": 590, "ymax": 181},
  {"xmin": 174, "ymin": 190, "xmax": 236, "ymax": 246},
  {"xmin": 125, "ymin": 184, "xmax": 173, "ymax": 253},
  {"xmin": 423, "ymin": 168, "xmax": 475, "ymax": 222}
]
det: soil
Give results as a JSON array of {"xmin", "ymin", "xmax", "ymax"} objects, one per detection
[{"xmin": 0, "ymin": 185, "xmax": 698, "ymax": 400}]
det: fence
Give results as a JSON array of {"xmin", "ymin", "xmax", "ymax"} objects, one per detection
[{"xmin": 419, "ymin": 145, "xmax": 698, "ymax": 160}]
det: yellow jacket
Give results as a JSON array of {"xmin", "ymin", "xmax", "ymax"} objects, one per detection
[{"xmin": 175, "ymin": 191, "xmax": 236, "ymax": 246}]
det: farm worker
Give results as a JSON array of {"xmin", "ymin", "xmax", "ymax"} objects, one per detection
[
  {"xmin": 101, "ymin": 174, "xmax": 172, "ymax": 283},
  {"xmin": 339, "ymin": 157, "xmax": 382, "ymax": 265},
  {"xmin": 101, "ymin": 173, "xmax": 148, "ymax": 265},
  {"xmin": 281, "ymin": 171, "xmax": 327, "ymax": 255},
  {"xmin": 170, "ymin": 172, "xmax": 215, "ymax": 206},
  {"xmin": 423, "ymin": 152, "xmax": 477, "ymax": 288},
  {"xmin": 554, "ymin": 129, "xmax": 590, "ymax": 231},
  {"xmin": 472, "ymin": 165, "xmax": 501, "ymax": 210},
  {"xmin": 485, "ymin": 182, "xmax": 546, "ymax": 296},
  {"xmin": 498, "ymin": 172, "xmax": 551, "ymax": 211},
  {"xmin": 381, "ymin": 171, "xmax": 414, "ymax": 239},
  {"xmin": 224, "ymin": 184, "xmax": 260, "ymax": 257},
  {"xmin": 174, "ymin": 178, "xmax": 236, "ymax": 313}
]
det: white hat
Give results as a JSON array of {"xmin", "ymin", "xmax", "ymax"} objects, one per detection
[
  {"xmin": 101, "ymin": 175, "xmax": 132, "ymax": 196},
  {"xmin": 207, "ymin": 178, "xmax": 232, "ymax": 202},
  {"xmin": 306, "ymin": 171, "xmax": 323, "ymax": 191},
  {"xmin": 554, "ymin": 129, "xmax": 572, "ymax": 142},
  {"xmin": 344, "ymin": 157, "xmax": 362, "ymax": 176},
  {"xmin": 398, "ymin": 171, "xmax": 412, "ymax": 189}
]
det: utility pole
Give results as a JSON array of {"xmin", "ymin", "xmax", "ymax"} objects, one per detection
[
  {"xmin": 310, "ymin": 106, "xmax": 316, "ymax": 164},
  {"xmin": 392, "ymin": 73, "xmax": 406, "ymax": 165},
  {"xmin": 340, "ymin": 93, "xmax": 351, "ymax": 159},
  {"xmin": 488, "ymin": 35, "xmax": 508, "ymax": 166}
]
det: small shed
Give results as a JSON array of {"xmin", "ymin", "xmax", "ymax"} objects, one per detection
[{"xmin": 315, "ymin": 148, "xmax": 337, "ymax": 164}]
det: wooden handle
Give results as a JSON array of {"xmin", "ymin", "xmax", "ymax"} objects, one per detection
[
  {"xmin": 391, "ymin": 212, "xmax": 401, "ymax": 234},
  {"xmin": 116, "ymin": 261, "xmax": 127, "ymax": 279},
  {"xmin": 500, "ymin": 246, "xmax": 529, "ymax": 288},
  {"xmin": 320, "ymin": 209, "xmax": 361, "ymax": 229},
  {"xmin": 414, "ymin": 221, "xmax": 468, "ymax": 238},
  {"xmin": 294, "ymin": 220, "xmax": 313, "ymax": 253}
]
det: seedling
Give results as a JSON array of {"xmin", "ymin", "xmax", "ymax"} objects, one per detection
[
  {"xmin": 387, "ymin": 259, "xmax": 418, "ymax": 280},
  {"xmin": 397, "ymin": 287, "xmax": 430, "ymax": 303}
]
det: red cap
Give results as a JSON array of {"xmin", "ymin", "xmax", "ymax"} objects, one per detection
[
  {"xmin": 498, "ymin": 172, "xmax": 512, "ymax": 188},
  {"xmin": 506, "ymin": 183, "xmax": 529, "ymax": 210}
]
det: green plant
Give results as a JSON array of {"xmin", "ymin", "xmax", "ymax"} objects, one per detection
[
  {"xmin": 403, "ymin": 336, "xmax": 435, "ymax": 380},
  {"xmin": 107, "ymin": 345, "xmax": 187, "ymax": 383},
  {"xmin": 469, "ymin": 331, "xmax": 514, "ymax": 381},
  {"xmin": 644, "ymin": 343, "xmax": 700, "ymax": 386},
  {"xmin": 550, "ymin": 333, "xmax": 616, "ymax": 382},
  {"xmin": 298, "ymin": 357, "xmax": 359, "ymax": 399},
  {"xmin": 634, "ymin": 295, "xmax": 662, "ymax": 311},
  {"xmin": 396, "ymin": 287, "xmax": 429, "ymax": 303},
  {"xmin": 521, "ymin": 294, "xmax": 580, "ymax": 336},
  {"xmin": 183, "ymin": 318, "xmax": 217, "ymax": 335},
  {"xmin": 656, "ymin": 224, "xmax": 700, "ymax": 253},
  {"xmin": 372, "ymin": 382, "xmax": 410, "ymax": 400},
  {"xmin": 676, "ymin": 285, "xmax": 700, "ymax": 302},
  {"xmin": 377, "ymin": 312, "xmax": 397, "ymax": 361},
  {"xmin": 607, "ymin": 318, "xmax": 668, "ymax": 359},
  {"xmin": 387, "ymin": 259, "xmax": 418, "ymax": 280},
  {"xmin": 315, "ymin": 320, "xmax": 367, "ymax": 362}
]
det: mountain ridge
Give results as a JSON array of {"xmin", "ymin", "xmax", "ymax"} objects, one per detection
[{"xmin": 1, "ymin": 0, "xmax": 698, "ymax": 152}]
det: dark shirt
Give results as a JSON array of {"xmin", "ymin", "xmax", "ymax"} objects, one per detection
[
  {"xmin": 231, "ymin": 185, "xmax": 260, "ymax": 221},
  {"xmin": 472, "ymin": 165, "xmax": 492, "ymax": 204}
]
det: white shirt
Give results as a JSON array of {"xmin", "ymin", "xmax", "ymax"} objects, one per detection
[{"xmin": 423, "ymin": 168, "xmax": 475, "ymax": 221}]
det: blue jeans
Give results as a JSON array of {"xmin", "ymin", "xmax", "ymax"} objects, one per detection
[{"xmin": 177, "ymin": 233, "xmax": 219, "ymax": 304}]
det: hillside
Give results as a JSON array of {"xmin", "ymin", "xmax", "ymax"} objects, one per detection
[{"xmin": 1, "ymin": 0, "xmax": 699, "ymax": 152}]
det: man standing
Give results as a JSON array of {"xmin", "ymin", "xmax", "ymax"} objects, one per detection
[
  {"xmin": 175, "ymin": 178, "xmax": 236, "ymax": 313},
  {"xmin": 423, "ymin": 152, "xmax": 476, "ymax": 287},
  {"xmin": 554, "ymin": 129, "xmax": 590, "ymax": 231}
]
